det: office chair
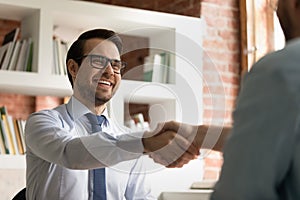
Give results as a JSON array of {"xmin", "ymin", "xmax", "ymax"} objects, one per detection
[{"xmin": 12, "ymin": 188, "xmax": 26, "ymax": 200}]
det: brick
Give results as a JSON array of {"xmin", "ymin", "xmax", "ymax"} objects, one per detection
[
  {"xmin": 203, "ymin": 168, "xmax": 220, "ymax": 180},
  {"xmin": 204, "ymin": 16, "xmax": 228, "ymax": 28},
  {"xmin": 204, "ymin": 157, "xmax": 223, "ymax": 168},
  {"xmin": 35, "ymin": 96, "xmax": 63, "ymax": 111},
  {"xmin": 226, "ymin": 18, "xmax": 240, "ymax": 30},
  {"xmin": 221, "ymin": 74, "xmax": 240, "ymax": 85},
  {"xmin": 203, "ymin": 109, "xmax": 228, "ymax": 119},
  {"xmin": 218, "ymin": 29, "xmax": 238, "ymax": 41},
  {"xmin": 219, "ymin": 8, "xmax": 239, "ymax": 18},
  {"xmin": 181, "ymin": 6, "xmax": 201, "ymax": 17}
]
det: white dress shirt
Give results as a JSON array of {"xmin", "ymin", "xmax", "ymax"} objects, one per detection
[
  {"xmin": 25, "ymin": 96, "xmax": 156, "ymax": 200},
  {"xmin": 211, "ymin": 38, "xmax": 300, "ymax": 199}
]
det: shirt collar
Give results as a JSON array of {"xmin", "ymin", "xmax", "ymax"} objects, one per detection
[
  {"xmin": 66, "ymin": 96, "xmax": 111, "ymax": 126},
  {"xmin": 66, "ymin": 96, "xmax": 90, "ymax": 121},
  {"xmin": 98, "ymin": 109, "xmax": 110, "ymax": 127}
]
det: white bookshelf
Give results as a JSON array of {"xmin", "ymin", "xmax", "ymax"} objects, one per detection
[
  {"xmin": 0, "ymin": 0, "xmax": 205, "ymax": 120},
  {"xmin": 0, "ymin": 0, "xmax": 206, "ymax": 197}
]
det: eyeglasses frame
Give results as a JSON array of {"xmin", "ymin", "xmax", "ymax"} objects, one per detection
[{"xmin": 75, "ymin": 54, "xmax": 126, "ymax": 74}]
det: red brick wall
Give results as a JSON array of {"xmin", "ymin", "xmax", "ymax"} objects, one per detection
[
  {"xmin": 0, "ymin": 93, "xmax": 35, "ymax": 120},
  {"xmin": 200, "ymin": 0, "xmax": 240, "ymax": 180},
  {"xmin": 0, "ymin": 93, "xmax": 62, "ymax": 119},
  {"xmin": 201, "ymin": 0, "xmax": 240, "ymax": 125}
]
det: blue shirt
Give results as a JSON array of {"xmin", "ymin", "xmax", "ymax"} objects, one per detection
[
  {"xmin": 211, "ymin": 38, "xmax": 300, "ymax": 199},
  {"xmin": 25, "ymin": 96, "xmax": 155, "ymax": 200}
]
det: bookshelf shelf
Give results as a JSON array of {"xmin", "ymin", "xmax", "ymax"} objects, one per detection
[
  {"xmin": 0, "ymin": 71, "xmax": 72, "ymax": 97},
  {"xmin": 0, "ymin": 155, "xmax": 25, "ymax": 169}
]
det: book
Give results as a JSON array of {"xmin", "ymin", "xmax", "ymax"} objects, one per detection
[
  {"xmin": 143, "ymin": 56, "xmax": 154, "ymax": 82},
  {"xmin": 61, "ymin": 41, "xmax": 69, "ymax": 75},
  {"xmin": 0, "ymin": 28, "xmax": 20, "ymax": 70},
  {"xmin": 13, "ymin": 119, "xmax": 24, "ymax": 154},
  {"xmin": 7, "ymin": 40, "xmax": 22, "ymax": 71},
  {"xmin": 7, "ymin": 115, "xmax": 19, "ymax": 154},
  {"xmin": 0, "ymin": 107, "xmax": 16, "ymax": 154},
  {"xmin": 167, "ymin": 53, "xmax": 175, "ymax": 84},
  {"xmin": 52, "ymin": 38, "xmax": 59, "ymax": 74},
  {"xmin": 17, "ymin": 119, "xmax": 26, "ymax": 153},
  {"xmin": 15, "ymin": 39, "xmax": 29, "ymax": 71},
  {"xmin": 25, "ymin": 38, "xmax": 33, "ymax": 72},
  {"xmin": 53, "ymin": 37, "xmax": 68, "ymax": 75},
  {"xmin": 0, "ymin": 44, "xmax": 9, "ymax": 68},
  {"xmin": 56, "ymin": 37, "xmax": 65, "ymax": 75},
  {"xmin": 0, "ymin": 41, "xmax": 16, "ymax": 70},
  {"xmin": 0, "ymin": 119, "xmax": 10, "ymax": 154},
  {"xmin": 151, "ymin": 53, "xmax": 162, "ymax": 83},
  {"xmin": 147, "ymin": 52, "xmax": 171, "ymax": 83},
  {"xmin": 0, "ymin": 118, "xmax": 8, "ymax": 154},
  {"xmin": 2, "ymin": 28, "xmax": 20, "ymax": 45},
  {"xmin": 159, "ymin": 52, "xmax": 169, "ymax": 83}
]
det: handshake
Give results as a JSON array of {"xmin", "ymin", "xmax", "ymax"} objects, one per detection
[{"xmin": 142, "ymin": 121, "xmax": 231, "ymax": 168}]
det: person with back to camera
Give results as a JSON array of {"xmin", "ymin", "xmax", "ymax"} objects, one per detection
[{"xmin": 188, "ymin": 0, "xmax": 300, "ymax": 199}]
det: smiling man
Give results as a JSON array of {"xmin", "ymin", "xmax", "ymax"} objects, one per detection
[{"xmin": 25, "ymin": 29, "xmax": 198, "ymax": 200}]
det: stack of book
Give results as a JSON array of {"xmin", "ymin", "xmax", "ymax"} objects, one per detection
[
  {"xmin": 0, "ymin": 28, "xmax": 33, "ymax": 72},
  {"xmin": 0, "ymin": 106, "xmax": 26, "ymax": 155},
  {"xmin": 52, "ymin": 37, "xmax": 69, "ymax": 76},
  {"xmin": 143, "ymin": 52, "xmax": 171, "ymax": 83}
]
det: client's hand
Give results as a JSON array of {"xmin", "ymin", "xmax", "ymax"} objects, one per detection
[{"xmin": 142, "ymin": 121, "xmax": 199, "ymax": 168}]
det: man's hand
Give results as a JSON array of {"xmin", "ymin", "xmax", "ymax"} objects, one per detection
[
  {"xmin": 169, "ymin": 122, "xmax": 232, "ymax": 152},
  {"xmin": 142, "ymin": 121, "xmax": 232, "ymax": 167},
  {"xmin": 142, "ymin": 121, "xmax": 199, "ymax": 168}
]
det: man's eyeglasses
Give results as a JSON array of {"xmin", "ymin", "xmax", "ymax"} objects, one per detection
[{"xmin": 77, "ymin": 54, "xmax": 126, "ymax": 74}]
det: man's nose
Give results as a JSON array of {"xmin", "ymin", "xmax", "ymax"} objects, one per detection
[{"xmin": 104, "ymin": 62, "xmax": 114, "ymax": 74}]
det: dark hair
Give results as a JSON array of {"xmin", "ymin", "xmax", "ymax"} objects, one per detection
[{"xmin": 66, "ymin": 29, "xmax": 123, "ymax": 87}]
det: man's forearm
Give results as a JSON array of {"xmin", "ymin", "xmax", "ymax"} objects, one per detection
[{"xmin": 196, "ymin": 125, "xmax": 232, "ymax": 152}]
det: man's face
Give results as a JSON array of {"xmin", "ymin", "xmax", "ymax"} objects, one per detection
[{"xmin": 74, "ymin": 38, "xmax": 122, "ymax": 106}]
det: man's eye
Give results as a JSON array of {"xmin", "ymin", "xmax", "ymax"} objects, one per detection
[
  {"xmin": 92, "ymin": 59, "xmax": 105, "ymax": 66},
  {"xmin": 94, "ymin": 60, "xmax": 102, "ymax": 65}
]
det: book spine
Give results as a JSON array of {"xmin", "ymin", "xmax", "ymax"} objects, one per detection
[
  {"xmin": 0, "ymin": 114, "xmax": 16, "ymax": 154},
  {"xmin": 13, "ymin": 119, "xmax": 24, "ymax": 154},
  {"xmin": 0, "ymin": 119, "xmax": 10, "ymax": 154},
  {"xmin": 0, "ymin": 118, "xmax": 8, "ymax": 154}
]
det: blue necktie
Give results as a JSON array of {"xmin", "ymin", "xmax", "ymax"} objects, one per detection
[{"xmin": 86, "ymin": 113, "xmax": 107, "ymax": 200}]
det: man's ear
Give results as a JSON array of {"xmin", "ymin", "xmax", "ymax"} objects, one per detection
[{"xmin": 67, "ymin": 59, "xmax": 79, "ymax": 79}]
